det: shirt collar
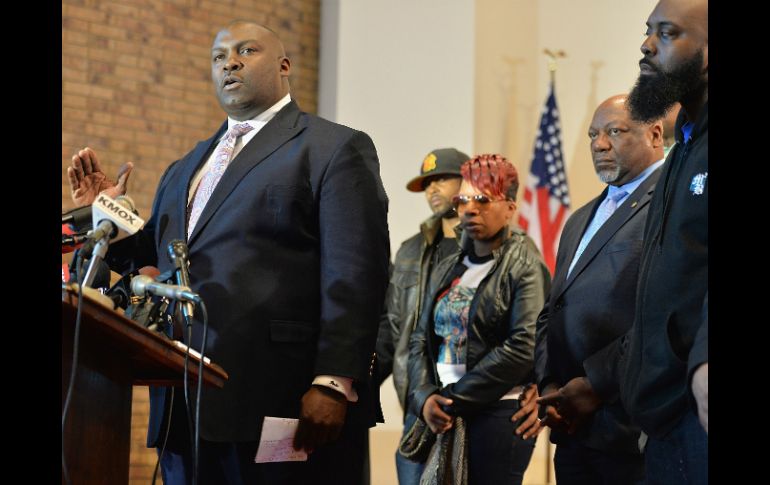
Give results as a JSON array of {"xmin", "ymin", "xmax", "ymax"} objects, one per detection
[
  {"xmin": 226, "ymin": 93, "xmax": 292, "ymax": 131},
  {"xmin": 680, "ymin": 122, "xmax": 694, "ymax": 144},
  {"xmin": 608, "ymin": 158, "xmax": 665, "ymax": 200}
]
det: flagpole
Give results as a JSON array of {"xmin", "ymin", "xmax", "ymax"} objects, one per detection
[
  {"xmin": 543, "ymin": 48, "xmax": 566, "ymax": 86},
  {"xmin": 540, "ymin": 46, "xmax": 566, "ymax": 485},
  {"xmin": 518, "ymin": 49, "xmax": 571, "ymax": 276}
]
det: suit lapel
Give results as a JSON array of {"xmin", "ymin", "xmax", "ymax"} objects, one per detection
[
  {"xmin": 560, "ymin": 168, "xmax": 662, "ymax": 293},
  {"xmin": 187, "ymin": 101, "xmax": 306, "ymax": 245},
  {"xmin": 549, "ymin": 196, "xmax": 602, "ymax": 299}
]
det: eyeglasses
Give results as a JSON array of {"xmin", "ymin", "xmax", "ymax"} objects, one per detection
[{"xmin": 451, "ymin": 194, "xmax": 508, "ymax": 209}]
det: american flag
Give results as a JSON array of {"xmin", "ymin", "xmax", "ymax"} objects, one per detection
[{"xmin": 517, "ymin": 83, "xmax": 571, "ymax": 274}]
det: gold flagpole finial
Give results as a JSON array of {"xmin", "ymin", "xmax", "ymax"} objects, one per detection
[{"xmin": 543, "ymin": 49, "xmax": 567, "ymax": 84}]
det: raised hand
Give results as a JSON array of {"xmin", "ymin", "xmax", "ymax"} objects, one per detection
[{"xmin": 68, "ymin": 147, "xmax": 133, "ymax": 207}]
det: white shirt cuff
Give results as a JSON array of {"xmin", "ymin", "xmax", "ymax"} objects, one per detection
[{"xmin": 312, "ymin": 375, "xmax": 359, "ymax": 402}]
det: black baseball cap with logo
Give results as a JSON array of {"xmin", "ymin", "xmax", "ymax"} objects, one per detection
[{"xmin": 405, "ymin": 148, "xmax": 470, "ymax": 192}]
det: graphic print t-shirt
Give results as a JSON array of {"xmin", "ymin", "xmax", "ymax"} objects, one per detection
[{"xmin": 433, "ymin": 253, "xmax": 494, "ymax": 385}]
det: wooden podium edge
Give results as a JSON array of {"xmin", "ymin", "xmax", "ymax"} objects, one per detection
[{"xmin": 62, "ymin": 285, "xmax": 228, "ymax": 388}]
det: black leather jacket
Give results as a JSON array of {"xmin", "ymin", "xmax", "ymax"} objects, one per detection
[
  {"xmin": 375, "ymin": 215, "xmax": 451, "ymax": 412},
  {"xmin": 408, "ymin": 228, "xmax": 551, "ymax": 419}
]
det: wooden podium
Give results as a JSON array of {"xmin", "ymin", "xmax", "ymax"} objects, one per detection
[{"xmin": 62, "ymin": 286, "xmax": 228, "ymax": 485}]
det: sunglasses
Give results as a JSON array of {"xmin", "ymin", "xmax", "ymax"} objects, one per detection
[{"xmin": 451, "ymin": 194, "xmax": 508, "ymax": 208}]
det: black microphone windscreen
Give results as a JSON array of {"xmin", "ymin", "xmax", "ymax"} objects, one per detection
[
  {"xmin": 87, "ymin": 258, "xmax": 112, "ymax": 289},
  {"xmin": 62, "ymin": 206, "xmax": 93, "ymax": 232},
  {"xmin": 106, "ymin": 270, "xmax": 138, "ymax": 310}
]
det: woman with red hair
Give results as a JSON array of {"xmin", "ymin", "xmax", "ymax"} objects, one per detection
[{"xmin": 407, "ymin": 154, "xmax": 550, "ymax": 484}]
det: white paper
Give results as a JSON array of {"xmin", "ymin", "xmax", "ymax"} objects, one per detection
[
  {"xmin": 254, "ymin": 417, "xmax": 308, "ymax": 463},
  {"xmin": 172, "ymin": 340, "xmax": 211, "ymax": 364}
]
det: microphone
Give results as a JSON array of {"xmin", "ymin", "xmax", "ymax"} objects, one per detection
[
  {"xmin": 80, "ymin": 194, "xmax": 144, "ymax": 257},
  {"xmin": 105, "ymin": 267, "xmax": 141, "ymax": 310},
  {"xmin": 61, "ymin": 205, "xmax": 93, "ymax": 232},
  {"xmin": 79, "ymin": 194, "xmax": 144, "ymax": 288},
  {"xmin": 87, "ymin": 258, "xmax": 112, "ymax": 289},
  {"xmin": 87, "ymin": 219, "xmax": 119, "ymax": 246},
  {"xmin": 139, "ymin": 266, "xmax": 162, "ymax": 279},
  {"xmin": 61, "ymin": 194, "xmax": 139, "ymax": 233},
  {"xmin": 122, "ymin": 267, "xmax": 168, "ymax": 329},
  {"xmin": 131, "ymin": 275, "xmax": 201, "ymax": 303},
  {"xmin": 167, "ymin": 240, "xmax": 194, "ymax": 320},
  {"xmin": 104, "ymin": 266, "xmax": 154, "ymax": 310},
  {"xmin": 66, "ymin": 257, "xmax": 112, "ymax": 287},
  {"xmin": 62, "ymin": 224, "xmax": 88, "ymax": 254}
]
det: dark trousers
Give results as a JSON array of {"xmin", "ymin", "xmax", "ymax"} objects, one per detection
[
  {"xmin": 157, "ymin": 391, "xmax": 369, "ymax": 485},
  {"xmin": 553, "ymin": 440, "xmax": 645, "ymax": 485},
  {"xmin": 644, "ymin": 411, "xmax": 708, "ymax": 485},
  {"xmin": 466, "ymin": 399, "xmax": 537, "ymax": 485}
]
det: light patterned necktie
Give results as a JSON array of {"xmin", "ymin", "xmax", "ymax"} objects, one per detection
[
  {"xmin": 567, "ymin": 189, "xmax": 628, "ymax": 277},
  {"xmin": 187, "ymin": 123, "xmax": 253, "ymax": 239}
]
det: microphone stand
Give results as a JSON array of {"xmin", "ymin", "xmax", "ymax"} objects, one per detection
[{"xmin": 80, "ymin": 238, "xmax": 110, "ymax": 288}]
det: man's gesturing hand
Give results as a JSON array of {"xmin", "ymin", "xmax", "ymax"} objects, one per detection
[{"xmin": 68, "ymin": 147, "xmax": 133, "ymax": 207}]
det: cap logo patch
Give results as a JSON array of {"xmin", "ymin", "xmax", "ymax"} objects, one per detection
[{"xmin": 422, "ymin": 153, "xmax": 437, "ymax": 173}]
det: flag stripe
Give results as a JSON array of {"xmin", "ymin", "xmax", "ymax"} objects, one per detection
[{"xmin": 517, "ymin": 83, "xmax": 571, "ymax": 275}]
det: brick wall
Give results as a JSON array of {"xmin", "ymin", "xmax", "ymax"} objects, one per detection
[
  {"xmin": 62, "ymin": 1, "xmax": 319, "ymax": 483},
  {"xmin": 62, "ymin": 0, "xmax": 320, "ymax": 217}
]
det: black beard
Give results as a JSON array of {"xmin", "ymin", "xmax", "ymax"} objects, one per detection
[{"xmin": 628, "ymin": 50, "xmax": 705, "ymax": 123}]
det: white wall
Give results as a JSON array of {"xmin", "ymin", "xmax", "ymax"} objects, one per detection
[
  {"xmin": 476, "ymin": 0, "xmax": 658, "ymax": 210},
  {"xmin": 320, "ymin": 0, "xmax": 476, "ymax": 256}
]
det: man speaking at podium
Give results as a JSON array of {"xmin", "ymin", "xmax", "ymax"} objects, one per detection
[{"xmin": 66, "ymin": 21, "xmax": 390, "ymax": 485}]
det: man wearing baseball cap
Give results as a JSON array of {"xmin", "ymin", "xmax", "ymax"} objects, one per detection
[{"xmin": 375, "ymin": 147, "xmax": 469, "ymax": 484}]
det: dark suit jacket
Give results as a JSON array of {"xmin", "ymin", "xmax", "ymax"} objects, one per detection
[
  {"xmin": 535, "ymin": 167, "xmax": 661, "ymax": 454},
  {"xmin": 108, "ymin": 100, "xmax": 390, "ymax": 444}
]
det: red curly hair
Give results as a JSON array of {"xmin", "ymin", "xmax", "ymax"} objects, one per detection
[{"xmin": 460, "ymin": 154, "xmax": 519, "ymax": 201}]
